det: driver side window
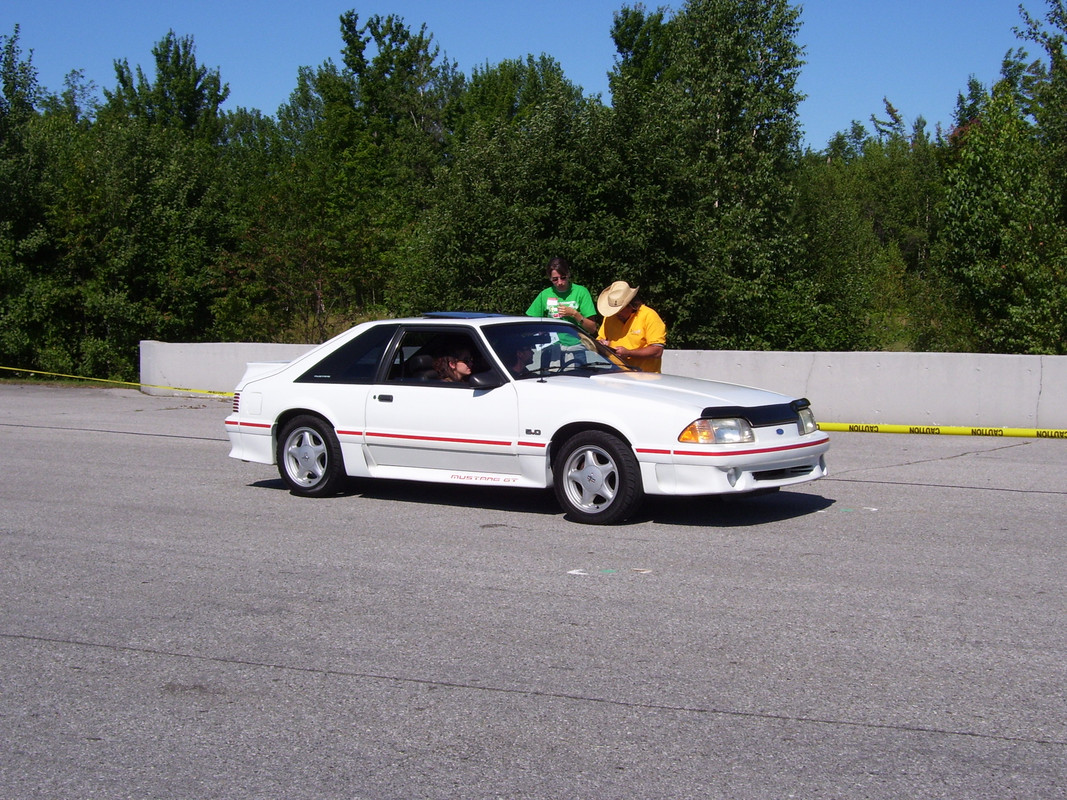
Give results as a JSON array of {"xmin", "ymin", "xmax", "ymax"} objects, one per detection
[{"xmin": 386, "ymin": 329, "xmax": 487, "ymax": 385}]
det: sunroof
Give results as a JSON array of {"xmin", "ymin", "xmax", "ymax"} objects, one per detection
[{"xmin": 421, "ymin": 311, "xmax": 510, "ymax": 319}]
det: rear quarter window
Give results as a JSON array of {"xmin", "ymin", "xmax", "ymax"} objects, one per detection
[{"xmin": 295, "ymin": 324, "xmax": 398, "ymax": 384}]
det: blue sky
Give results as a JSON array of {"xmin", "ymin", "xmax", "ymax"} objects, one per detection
[{"xmin": 4, "ymin": 1, "xmax": 1033, "ymax": 149}]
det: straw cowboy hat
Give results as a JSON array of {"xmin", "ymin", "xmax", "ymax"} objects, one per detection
[{"xmin": 597, "ymin": 281, "xmax": 639, "ymax": 317}]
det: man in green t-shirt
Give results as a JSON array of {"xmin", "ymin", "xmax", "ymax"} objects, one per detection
[{"xmin": 525, "ymin": 256, "xmax": 598, "ymax": 335}]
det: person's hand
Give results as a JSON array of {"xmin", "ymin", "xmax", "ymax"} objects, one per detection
[{"xmin": 557, "ymin": 305, "xmax": 580, "ymax": 319}]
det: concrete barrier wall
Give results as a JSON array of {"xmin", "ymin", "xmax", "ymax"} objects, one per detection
[
  {"xmin": 140, "ymin": 340, "xmax": 1067, "ymax": 429},
  {"xmin": 140, "ymin": 341, "xmax": 316, "ymax": 398},
  {"xmin": 662, "ymin": 350, "xmax": 1067, "ymax": 430}
]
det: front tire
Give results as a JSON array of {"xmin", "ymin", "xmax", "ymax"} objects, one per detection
[
  {"xmin": 553, "ymin": 431, "xmax": 644, "ymax": 524},
  {"xmin": 277, "ymin": 415, "xmax": 346, "ymax": 497}
]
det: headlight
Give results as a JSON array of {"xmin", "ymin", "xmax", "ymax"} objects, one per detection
[
  {"xmin": 678, "ymin": 418, "xmax": 755, "ymax": 444},
  {"xmin": 797, "ymin": 407, "xmax": 818, "ymax": 435}
]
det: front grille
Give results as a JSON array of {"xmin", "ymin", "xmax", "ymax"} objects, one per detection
[{"xmin": 753, "ymin": 465, "xmax": 814, "ymax": 482}]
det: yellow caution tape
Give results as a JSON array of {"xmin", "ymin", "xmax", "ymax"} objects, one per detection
[
  {"xmin": 819, "ymin": 422, "xmax": 1067, "ymax": 439},
  {"xmin": 0, "ymin": 365, "xmax": 233, "ymax": 397}
]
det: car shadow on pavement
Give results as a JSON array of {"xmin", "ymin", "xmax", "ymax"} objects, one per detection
[
  {"xmin": 250, "ymin": 477, "xmax": 561, "ymax": 517},
  {"xmin": 251, "ymin": 477, "xmax": 833, "ymax": 526},
  {"xmin": 637, "ymin": 490, "xmax": 834, "ymax": 527}
]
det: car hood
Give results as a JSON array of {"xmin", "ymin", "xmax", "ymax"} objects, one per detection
[
  {"xmin": 583, "ymin": 370, "xmax": 796, "ymax": 410},
  {"xmin": 510, "ymin": 370, "xmax": 809, "ymax": 444}
]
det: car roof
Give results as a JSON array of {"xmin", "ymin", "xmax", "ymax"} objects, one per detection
[
  {"xmin": 323, "ymin": 314, "xmax": 578, "ymax": 349},
  {"xmin": 382, "ymin": 313, "xmax": 567, "ymax": 330}
]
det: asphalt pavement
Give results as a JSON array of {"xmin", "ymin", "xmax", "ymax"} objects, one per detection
[{"xmin": 1, "ymin": 384, "xmax": 1064, "ymax": 799}]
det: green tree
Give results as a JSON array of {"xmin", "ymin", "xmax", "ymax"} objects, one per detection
[
  {"xmin": 1, "ymin": 25, "xmax": 37, "ymax": 134},
  {"xmin": 31, "ymin": 115, "xmax": 229, "ymax": 377},
  {"xmin": 451, "ymin": 54, "xmax": 582, "ymax": 141},
  {"xmin": 938, "ymin": 77, "xmax": 1065, "ymax": 352},
  {"xmin": 2, "ymin": 31, "xmax": 235, "ymax": 379},
  {"xmin": 102, "ymin": 30, "xmax": 229, "ymax": 142},
  {"xmin": 796, "ymin": 108, "xmax": 953, "ymax": 351},
  {"xmin": 609, "ymin": 5, "xmax": 672, "ymax": 91},
  {"xmin": 402, "ymin": 63, "xmax": 617, "ymax": 315},
  {"xmin": 0, "ymin": 25, "xmax": 42, "ymax": 249},
  {"xmin": 207, "ymin": 107, "xmax": 288, "ymax": 341},
  {"xmin": 213, "ymin": 11, "xmax": 462, "ymax": 341},
  {"xmin": 607, "ymin": 0, "xmax": 807, "ymax": 348},
  {"xmin": 1018, "ymin": 1, "xmax": 1067, "ymax": 224},
  {"xmin": 1, "ymin": 26, "xmax": 52, "ymax": 370}
]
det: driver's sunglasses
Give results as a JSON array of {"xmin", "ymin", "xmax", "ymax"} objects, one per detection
[{"xmin": 549, "ymin": 275, "xmax": 570, "ymax": 283}]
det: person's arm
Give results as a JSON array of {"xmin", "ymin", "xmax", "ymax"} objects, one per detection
[
  {"xmin": 576, "ymin": 313, "xmax": 597, "ymax": 334},
  {"xmin": 558, "ymin": 304, "xmax": 597, "ymax": 334},
  {"xmin": 613, "ymin": 343, "xmax": 664, "ymax": 360},
  {"xmin": 566, "ymin": 285, "xmax": 599, "ymax": 334}
]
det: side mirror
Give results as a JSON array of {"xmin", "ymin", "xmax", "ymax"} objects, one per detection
[{"xmin": 469, "ymin": 371, "xmax": 506, "ymax": 389}]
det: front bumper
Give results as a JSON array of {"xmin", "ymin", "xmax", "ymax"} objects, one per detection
[{"xmin": 636, "ymin": 433, "xmax": 830, "ymax": 495}]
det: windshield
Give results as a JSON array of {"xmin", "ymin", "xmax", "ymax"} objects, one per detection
[{"xmin": 483, "ymin": 321, "xmax": 629, "ymax": 379}]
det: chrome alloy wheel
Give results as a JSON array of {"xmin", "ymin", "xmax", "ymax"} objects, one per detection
[
  {"xmin": 561, "ymin": 443, "xmax": 619, "ymax": 512},
  {"xmin": 553, "ymin": 430, "xmax": 643, "ymax": 524},
  {"xmin": 275, "ymin": 414, "xmax": 346, "ymax": 497},
  {"xmin": 283, "ymin": 426, "xmax": 329, "ymax": 488}
]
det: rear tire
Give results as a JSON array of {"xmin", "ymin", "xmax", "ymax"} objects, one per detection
[
  {"xmin": 553, "ymin": 431, "xmax": 644, "ymax": 524},
  {"xmin": 277, "ymin": 415, "xmax": 346, "ymax": 497}
]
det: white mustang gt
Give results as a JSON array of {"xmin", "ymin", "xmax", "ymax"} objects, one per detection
[{"xmin": 225, "ymin": 313, "xmax": 830, "ymax": 524}]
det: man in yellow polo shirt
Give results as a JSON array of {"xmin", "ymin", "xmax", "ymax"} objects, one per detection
[{"xmin": 596, "ymin": 281, "xmax": 667, "ymax": 372}]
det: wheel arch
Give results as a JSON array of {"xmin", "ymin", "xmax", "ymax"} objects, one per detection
[
  {"xmin": 277, "ymin": 405, "xmax": 330, "ymax": 428},
  {"xmin": 548, "ymin": 421, "xmax": 633, "ymax": 470},
  {"xmin": 274, "ymin": 407, "xmax": 334, "ymax": 452}
]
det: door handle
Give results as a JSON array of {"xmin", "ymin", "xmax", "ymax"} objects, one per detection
[{"xmin": 377, "ymin": 394, "xmax": 393, "ymax": 403}]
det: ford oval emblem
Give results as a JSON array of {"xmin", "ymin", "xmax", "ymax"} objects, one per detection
[{"xmin": 776, "ymin": 428, "xmax": 784, "ymax": 435}]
